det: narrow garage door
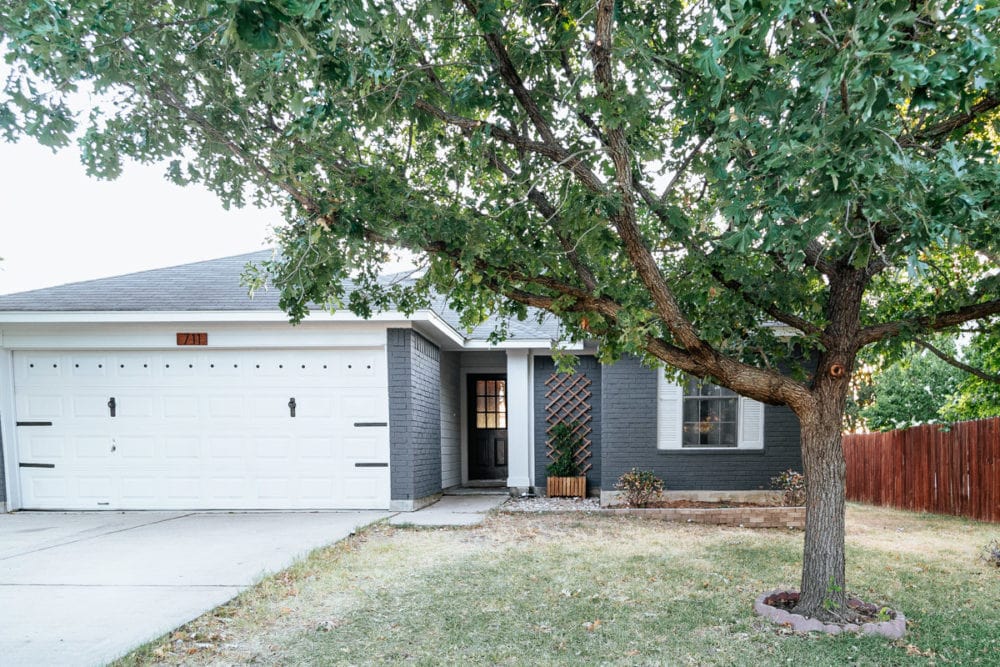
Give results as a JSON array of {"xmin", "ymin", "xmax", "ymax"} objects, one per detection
[{"xmin": 13, "ymin": 349, "xmax": 390, "ymax": 510}]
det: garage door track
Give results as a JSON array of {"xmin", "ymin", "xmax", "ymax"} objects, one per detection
[{"xmin": 0, "ymin": 510, "xmax": 388, "ymax": 666}]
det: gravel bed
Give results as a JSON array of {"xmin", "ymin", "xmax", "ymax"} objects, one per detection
[{"xmin": 501, "ymin": 496, "xmax": 601, "ymax": 513}]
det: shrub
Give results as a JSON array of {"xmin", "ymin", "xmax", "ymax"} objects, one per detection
[
  {"xmin": 982, "ymin": 539, "xmax": 1000, "ymax": 569},
  {"xmin": 770, "ymin": 469, "xmax": 806, "ymax": 506},
  {"xmin": 615, "ymin": 468, "xmax": 664, "ymax": 507},
  {"xmin": 546, "ymin": 423, "xmax": 582, "ymax": 477}
]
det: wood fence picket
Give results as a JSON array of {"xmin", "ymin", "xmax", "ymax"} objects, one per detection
[{"xmin": 844, "ymin": 417, "xmax": 1000, "ymax": 523}]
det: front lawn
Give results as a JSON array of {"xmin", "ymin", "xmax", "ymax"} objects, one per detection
[{"xmin": 118, "ymin": 504, "xmax": 999, "ymax": 666}]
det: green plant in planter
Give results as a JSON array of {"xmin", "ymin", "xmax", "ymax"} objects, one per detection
[{"xmin": 546, "ymin": 423, "xmax": 582, "ymax": 477}]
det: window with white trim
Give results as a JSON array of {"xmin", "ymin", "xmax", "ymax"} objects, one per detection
[{"xmin": 657, "ymin": 373, "xmax": 764, "ymax": 450}]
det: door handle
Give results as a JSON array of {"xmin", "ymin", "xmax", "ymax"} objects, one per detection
[
  {"xmin": 108, "ymin": 396, "xmax": 116, "ymax": 417},
  {"xmin": 288, "ymin": 397, "xmax": 296, "ymax": 417}
]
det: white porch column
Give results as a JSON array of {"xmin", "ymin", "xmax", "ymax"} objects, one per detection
[{"xmin": 505, "ymin": 349, "xmax": 533, "ymax": 490}]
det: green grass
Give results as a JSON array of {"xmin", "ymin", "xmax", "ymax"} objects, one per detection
[{"xmin": 119, "ymin": 504, "xmax": 1000, "ymax": 666}]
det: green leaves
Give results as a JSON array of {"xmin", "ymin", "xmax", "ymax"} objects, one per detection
[
  {"xmin": 233, "ymin": 2, "xmax": 286, "ymax": 50},
  {"xmin": 0, "ymin": 0, "xmax": 997, "ymax": 394}
]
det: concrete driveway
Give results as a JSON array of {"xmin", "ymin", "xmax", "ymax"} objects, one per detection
[{"xmin": 0, "ymin": 510, "xmax": 388, "ymax": 666}]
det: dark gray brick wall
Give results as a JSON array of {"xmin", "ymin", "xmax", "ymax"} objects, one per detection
[
  {"xmin": 440, "ymin": 351, "xmax": 461, "ymax": 489},
  {"xmin": 534, "ymin": 356, "xmax": 602, "ymax": 490},
  {"xmin": 601, "ymin": 356, "xmax": 803, "ymax": 490},
  {"xmin": 387, "ymin": 329, "xmax": 443, "ymax": 501}
]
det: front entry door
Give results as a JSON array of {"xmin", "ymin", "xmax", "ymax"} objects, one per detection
[{"xmin": 467, "ymin": 375, "xmax": 508, "ymax": 480}]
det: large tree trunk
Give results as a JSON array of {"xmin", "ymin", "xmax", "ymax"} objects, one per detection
[{"xmin": 793, "ymin": 399, "xmax": 849, "ymax": 620}]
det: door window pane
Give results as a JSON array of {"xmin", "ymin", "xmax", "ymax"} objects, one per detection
[{"xmin": 474, "ymin": 378, "xmax": 507, "ymax": 432}]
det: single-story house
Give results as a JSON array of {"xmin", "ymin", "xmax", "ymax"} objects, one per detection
[{"xmin": 0, "ymin": 251, "xmax": 802, "ymax": 512}]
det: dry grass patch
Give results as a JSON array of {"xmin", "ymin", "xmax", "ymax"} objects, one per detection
[{"xmin": 116, "ymin": 504, "xmax": 1000, "ymax": 666}]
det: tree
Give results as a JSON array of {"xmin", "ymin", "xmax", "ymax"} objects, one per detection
[
  {"xmin": 857, "ymin": 339, "xmax": 963, "ymax": 431},
  {"xmin": 3, "ymin": 0, "xmax": 999, "ymax": 620},
  {"xmin": 940, "ymin": 327, "xmax": 1000, "ymax": 420}
]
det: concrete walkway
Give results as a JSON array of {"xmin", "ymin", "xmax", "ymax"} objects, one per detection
[
  {"xmin": 389, "ymin": 494, "xmax": 509, "ymax": 526},
  {"xmin": 0, "ymin": 510, "xmax": 387, "ymax": 667}
]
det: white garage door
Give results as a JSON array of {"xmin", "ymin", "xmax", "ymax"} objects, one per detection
[{"xmin": 13, "ymin": 349, "xmax": 390, "ymax": 510}]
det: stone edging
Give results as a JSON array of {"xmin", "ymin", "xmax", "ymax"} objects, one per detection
[
  {"xmin": 753, "ymin": 590, "xmax": 906, "ymax": 639},
  {"xmin": 603, "ymin": 506, "xmax": 805, "ymax": 529}
]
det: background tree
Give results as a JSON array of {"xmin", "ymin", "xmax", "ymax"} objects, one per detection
[
  {"xmin": 856, "ymin": 338, "xmax": 964, "ymax": 431},
  {"xmin": 3, "ymin": 0, "xmax": 999, "ymax": 620},
  {"xmin": 940, "ymin": 327, "xmax": 1000, "ymax": 420}
]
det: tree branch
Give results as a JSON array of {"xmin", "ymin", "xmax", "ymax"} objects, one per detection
[
  {"xmin": 658, "ymin": 134, "xmax": 711, "ymax": 204},
  {"xmin": 899, "ymin": 94, "xmax": 1000, "ymax": 148},
  {"xmin": 589, "ymin": 0, "xmax": 706, "ymax": 355},
  {"xmin": 489, "ymin": 277, "xmax": 813, "ymax": 410},
  {"xmin": 858, "ymin": 297, "xmax": 1000, "ymax": 345},
  {"xmin": 914, "ymin": 338, "xmax": 1000, "ymax": 384},
  {"xmin": 706, "ymin": 268, "xmax": 828, "ymax": 341}
]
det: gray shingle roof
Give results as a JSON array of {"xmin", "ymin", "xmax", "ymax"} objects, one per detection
[{"xmin": 0, "ymin": 251, "xmax": 562, "ymax": 342}]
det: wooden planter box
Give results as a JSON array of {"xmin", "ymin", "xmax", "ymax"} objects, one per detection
[{"xmin": 547, "ymin": 476, "xmax": 586, "ymax": 498}]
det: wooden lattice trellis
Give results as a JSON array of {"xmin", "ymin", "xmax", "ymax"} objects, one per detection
[{"xmin": 544, "ymin": 373, "xmax": 592, "ymax": 474}]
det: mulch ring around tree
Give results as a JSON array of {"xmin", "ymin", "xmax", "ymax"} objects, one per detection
[{"xmin": 754, "ymin": 590, "xmax": 906, "ymax": 639}]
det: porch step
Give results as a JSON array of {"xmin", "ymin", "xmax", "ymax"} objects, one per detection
[{"xmin": 443, "ymin": 485, "xmax": 510, "ymax": 496}]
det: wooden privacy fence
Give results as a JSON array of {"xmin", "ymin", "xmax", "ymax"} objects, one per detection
[{"xmin": 844, "ymin": 417, "xmax": 1000, "ymax": 523}]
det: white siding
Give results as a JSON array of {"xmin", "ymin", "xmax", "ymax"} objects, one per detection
[{"xmin": 440, "ymin": 351, "xmax": 462, "ymax": 488}]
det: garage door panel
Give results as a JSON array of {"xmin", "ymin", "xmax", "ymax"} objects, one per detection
[
  {"xmin": 249, "ymin": 394, "xmax": 294, "ymax": 419},
  {"xmin": 22, "ymin": 434, "xmax": 65, "ymax": 459},
  {"xmin": 254, "ymin": 436, "xmax": 293, "ymax": 460},
  {"xmin": 116, "ymin": 396, "xmax": 156, "ymax": 419},
  {"xmin": 118, "ymin": 436, "xmax": 156, "ymax": 459},
  {"xmin": 77, "ymin": 476, "xmax": 114, "ymax": 501},
  {"xmin": 342, "ymin": 394, "xmax": 388, "ymax": 422},
  {"xmin": 72, "ymin": 357, "xmax": 110, "ymax": 378},
  {"xmin": 23, "ymin": 474, "xmax": 68, "ymax": 503},
  {"xmin": 18, "ymin": 394, "xmax": 64, "ymax": 419},
  {"xmin": 342, "ymin": 435, "xmax": 389, "ymax": 462},
  {"xmin": 207, "ymin": 396, "xmax": 245, "ymax": 418},
  {"xmin": 257, "ymin": 477, "xmax": 292, "ymax": 499},
  {"xmin": 209, "ymin": 477, "xmax": 249, "ymax": 500},
  {"xmin": 341, "ymin": 472, "xmax": 390, "ymax": 507},
  {"xmin": 114, "ymin": 357, "xmax": 154, "ymax": 377},
  {"xmin": 72, "ymin": 395, "xmax": 111, "ymax": 419},
  {"xmin": 121, "ymin": 476, "xmax": 157, "ymax": 500},
  {"xmin": 163, "ymin": 396, "xmax": 200, "ymax": 419},
  {"xmin": 206, "ymin": 436, "xmax": 245, "ymax": 460},
  {"xmin": 165, "ymin": 436, "xmax": 200, "ymax": 459},
  {"xmin": 298, "ymin": 477, "xmax": 337, "ymax": 501},
  {"xmin": 14, "ymin": 348, "xmax": 391, "ymax": 510},
  {"xmin": 296, "ymin": 437, "xmax": 334, "ymax": 460},
  {"xmin": 75, "ymin": 436, "xmax": 113, "ymax": 459},
  {"xmin": 17, "ymin": 354, "xmax": 64, "ymax": 378},
  {"xmin": 165, "ymin": 476, "xmax": 201, "ymax": 500}
]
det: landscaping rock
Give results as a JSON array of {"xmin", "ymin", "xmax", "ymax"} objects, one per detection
[{"xmin": 753, "ymin": 590, "xmax": 906, "ymax": 639}]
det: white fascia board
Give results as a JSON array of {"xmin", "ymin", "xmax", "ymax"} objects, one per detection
[
  {"xmin": 462, "ymin": 339, "xmax": 583, "ymax": 350},
  {"xmin": 0, "ymin": 309, "xmax": 573, "ymax": 351}
]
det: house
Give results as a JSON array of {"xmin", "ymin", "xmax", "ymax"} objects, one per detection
[{"xmin": 0, "ymin": 251, "xmax": 802, "ymax": 512}]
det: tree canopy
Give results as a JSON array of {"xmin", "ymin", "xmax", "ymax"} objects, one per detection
[{"xmin": 3, "ymin": 0, "xmax": 999, "ymax": 619}]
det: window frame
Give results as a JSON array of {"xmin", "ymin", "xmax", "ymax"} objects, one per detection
[{"xmin": 656, "ymin": 373, "xmax": 765, "ymax": 451}]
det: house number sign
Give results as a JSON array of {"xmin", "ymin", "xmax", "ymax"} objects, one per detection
[{"xmin": 176, "ymin": 332, "xmax": 208, "ymax": 346}]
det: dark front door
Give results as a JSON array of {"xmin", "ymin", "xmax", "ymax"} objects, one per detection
[{"xmin": 468, "ymin": 374, "xmax": 508, "ymax": 480}]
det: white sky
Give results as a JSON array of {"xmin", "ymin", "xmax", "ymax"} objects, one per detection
[{"xmin": 0, "ymin": 138, "xmax": 281, "ymax": 295}]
